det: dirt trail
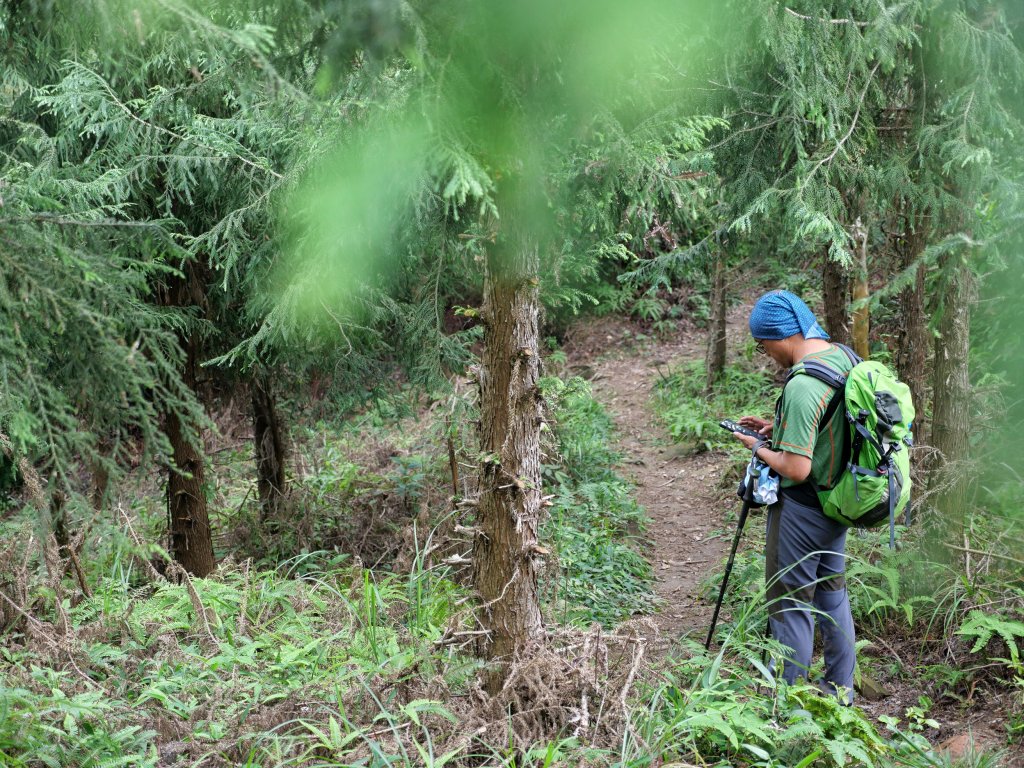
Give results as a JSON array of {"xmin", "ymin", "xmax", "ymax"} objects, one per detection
[{"xmin": 564, "ymin": 306, "xmax": 752, "ymax": 652}]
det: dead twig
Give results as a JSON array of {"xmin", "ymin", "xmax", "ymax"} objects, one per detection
[
  {"xmin": 946, "ymin": 544, "xmax": 1024, "ymax": 569},
  {"xmin": 862, "ymin": 627, "xmax": 908, "ymax": 672},
  {"xmin": 43, "ymin": 535, "xmax": 71, "ymax": 638},
  {"xmin": 65, "ymin": 532, "xmax": 92, "ymax": 600},
  {"xmin": 119, "ymin": 505, "xmax": 166, "ymax": 583},
  {"xmin": 166, "ymin": 561, "xmax": 219, "ymax": 650},
  {"xmin": 785, "ymin": 7, "xmax": 869, "ymax": 26}
]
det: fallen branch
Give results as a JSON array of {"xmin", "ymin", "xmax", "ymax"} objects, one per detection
[
  {"xmin": 65, "ymin": 533, "xmax": 92, "ymax": 600},
  {"xmin": 946, "ymin": 544, "xmax": 1024, "ymax": 569},
  {"xmin": 119, "ymin": 506, "xmax": 166, "ymax": 583}
]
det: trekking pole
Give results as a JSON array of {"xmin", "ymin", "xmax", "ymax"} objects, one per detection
[{"xmin": 705, "ymin": 474, "xmax": 755, "ymax": 650}]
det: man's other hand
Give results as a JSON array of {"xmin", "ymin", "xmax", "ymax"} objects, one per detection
[{"xmin": 739, "ymin": 415, "xmax": 772, "ymax": 437}]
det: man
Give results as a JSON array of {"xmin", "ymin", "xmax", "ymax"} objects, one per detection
[{"xmin": 731, "ymin": 289, "xmax": 856, "ymax": 703}]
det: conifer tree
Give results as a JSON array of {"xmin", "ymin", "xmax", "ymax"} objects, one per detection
[
  {"xmin": 704, "ymin": 0, "xmax": 920, "ymax": 330},
  {"xmin": 1, "ymin": 0, "xmax": 335, "ymax": 573},
  {"xmin": 263, "ymin": 0, "xmax": 727, "ymax": 688},
  {"xmin": 1, "ymin": 2, "xmax": 208, "ymax": 537},
  {"xmin": 912, "ymin": 2, "xmax": 1023, "ymax": 556}
]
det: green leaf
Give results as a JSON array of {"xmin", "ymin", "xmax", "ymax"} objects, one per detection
[
  {"xmin": 743, "ymin": 742, "xmax": 771, "ymax": 760},
  {"xmin": 794, "ymin": 750, "xmax": 823, "ymax": 768}
]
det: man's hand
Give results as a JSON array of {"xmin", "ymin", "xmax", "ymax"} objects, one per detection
[
  {"xmin": 732, "ymin": 419, "xmax": 811, "ymax": 482},
  {"xmin": 733, "ymin": 431, "xmax": 766, "ymax": 450},
  {"xmin": 739, "ymin": 415, "xmax": 773, "ymax": 437}
]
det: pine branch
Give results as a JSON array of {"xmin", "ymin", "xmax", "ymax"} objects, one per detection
[
  {"xmin": 784, "ymin": 7, "xmax": 869, "ymax": 27},
  {"xmin": 801, "ymin": 61, "xmax": 881, "ymax": 187},
  {"xmin": 65, "ymin": 61, "xmax": 284, "ymax": 180},
  {"xmin": 0, "ymin": 213, "xmax": 173, "ymax": 229}
]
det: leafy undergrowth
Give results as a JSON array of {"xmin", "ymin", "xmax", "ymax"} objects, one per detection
[
  {"xmin": 541, "ymin": 376, "xmax": 657, "ymax": 626},
  {"xmin": 653, "ymin": 357, "xmax": 775, "ymax": 453},
  {"xmin": 693, "ymin": 516, "xmax": 1024, "ymax": 767},
  {"xmin": 0, "ymin": 517, "xmax": 973, "ymax": 768},
  {"xmin": 845, "ymin": 534, "xmax": 1024, "ymax": 755},
  {"xmin": 2, "ymin": 367, "xmax": 1020, "ymax": 767},
  {"xmin": 637, "ymin": 644, "xmax": 898, "ymax": 767},
  {"xmin": 0, "ymin": 375, "xmax": 660, "ymax": 767},
  {"xmin": 0, "ymin": 550, "xmax": 475, "ymax": 767}
]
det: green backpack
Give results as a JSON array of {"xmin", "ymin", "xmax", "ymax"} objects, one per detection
[{"xmin": 789, "ymin": 345, "xmax": 916, "ymax": 547}]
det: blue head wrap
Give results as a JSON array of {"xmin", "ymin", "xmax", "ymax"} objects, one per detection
[{"xmin": 748, "ymin": 290, "xmax": 830, "ymax": 341}]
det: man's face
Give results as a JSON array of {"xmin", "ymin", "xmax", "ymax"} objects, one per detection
[{"xmin": 755, "ymin": 337, "xmax": 790, "ymax": 368}]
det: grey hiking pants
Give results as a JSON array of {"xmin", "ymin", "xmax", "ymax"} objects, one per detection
[{"xmin": 766, "ymin": 492, "xmax": 855, "ymax": 702}]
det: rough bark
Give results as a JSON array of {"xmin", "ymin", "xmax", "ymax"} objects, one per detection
[
  {"xmin": 822, "ymin": 249, "xmax": 852, "ymax": 347},
  {"xmin": 851, "ymin": 218, "xmax": 870, "ymax": 359},
  {"xmin": 163, "ymin": 271, "xmax": 216, "ymax": 577},
  {"xmin": 166, "ymin": 411, "xmax": 215, "ymax": 575},
  {"xmin": 155, "ymin": 257, "xmax": 216, "ymax": 577},
  {"xmin": 926, "ymin": 258, "xmax": 975, "ymax": 562},
  {"xmin": 90, "ymin": 436, "xmax": 112, "ymax": 512},
  {"xmin": 895, "ymin": 223, "xmax": 929, "ymax": 444},
  {"xmin": 251, "ymin": 374, "xmax": 287, "ymax": 524},
  {"xmin": 472, "ymin": 232, "xmax": 545, "ymax": 692},
  {"xmin": 705, "ymin": 255, "xmax": 727, "ymax": 392}
]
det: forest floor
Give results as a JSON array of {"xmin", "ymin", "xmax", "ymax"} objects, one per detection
[
  {"xmin": 562, "ymin": 300, "xmax": 752, "ymax": 650},
  {"xmin": 562, "ymin": 303, "xmax": 1018, "ymax": 763}
]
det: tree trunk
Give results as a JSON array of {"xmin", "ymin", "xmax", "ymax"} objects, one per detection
[
  {"xmin": 926, "ymin": 258, "xmax": 975, "ymax": 562},
  {"xmin": 90, "ymin": 436, "xmax": 112, "ymax": 512},
  {"xmin": 896, "ymin": 222, "xmax": 929, "ymax": 444},
  {"xmin": 156, "ymin": 260, "xmax": 215, "ymax": 578},
  {"xmin": 472, "ymin": 229, "xmax": 545, "ymax": 692},
  {"xmin": 822, "ymin": 248, "xmax": 852, "ymax": 347},
  {"xmin": 50, "ymin": 488, "xmax": 68, "ymax": 549},
  {"xmin": 851, "ymin": 218, "xmax": 870, "ymax": 359},
  {"xmin": 252, "ymin": 374, "xmax": 287, "ymax": 525},
  {"xmin": 166, "ymin": 327, "xmax": 215, "ymax": 577},
  {"xmin": 705, "ymin": 255, "xmax": 727, "ymax": 392}
]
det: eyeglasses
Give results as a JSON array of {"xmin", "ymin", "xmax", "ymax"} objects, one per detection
[{"xmin": 755, "ymin": 340, "xmax": 767, "ymax": 356}]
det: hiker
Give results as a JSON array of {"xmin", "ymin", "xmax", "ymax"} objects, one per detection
[{"xmin": 731, "ymin": 289, "xmax": 856, "ymax": 703}]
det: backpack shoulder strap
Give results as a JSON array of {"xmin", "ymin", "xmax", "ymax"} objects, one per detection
[
  {"xmin": 792, "ymin": 360, "xmax": 848, "ymax": 390},
  {"xmin": 785, "ymin": 344, "xmax": 860, "ymax": 433},
  {"xmin": 833, "ymin": 343, "xmax": 862, "ymax": 366}
]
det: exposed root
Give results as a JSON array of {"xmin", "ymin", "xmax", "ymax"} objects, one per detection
[{"xmin": 450, "ymin": 619, "xmax": 659, "ymax": 757}]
